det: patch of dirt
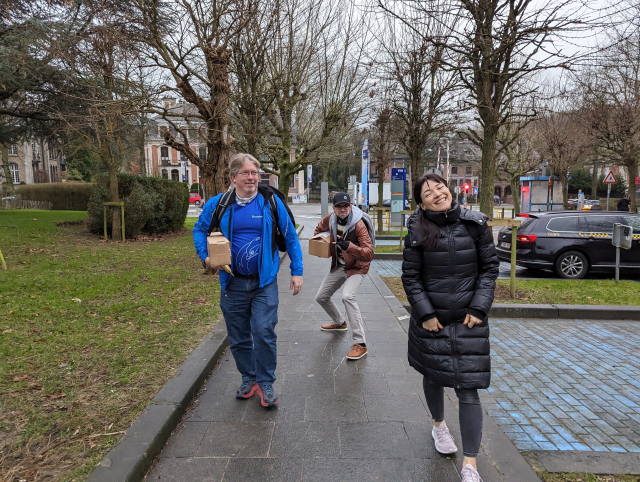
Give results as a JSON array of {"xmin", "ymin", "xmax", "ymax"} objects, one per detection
[{"xmin": 494, "ymin": 284, "xmax": 532, "ymax": 302}]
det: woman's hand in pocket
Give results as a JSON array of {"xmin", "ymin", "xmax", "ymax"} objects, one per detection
[
  {"xmin": 463, "ymin": 313, "xmax": 482, "ymax": 328},
  {"xmin": 422, "ymin": 317, "xmax": 443, "ymax": 332}
]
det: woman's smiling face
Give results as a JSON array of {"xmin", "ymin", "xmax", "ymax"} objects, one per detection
[{"xmin": 420, "ymin": 179, "xmax": 452, "ymax": 212}]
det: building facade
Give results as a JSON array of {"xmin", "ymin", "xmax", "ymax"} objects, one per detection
[{"xmin": 1, "ymin": 139, "xmax": 65, "ymax": 187}]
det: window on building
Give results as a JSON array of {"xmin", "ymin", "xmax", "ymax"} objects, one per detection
[
  {"xmin": 198, "ymin": 146, "xmax": 206, "ymax": 160},
  {"xmin": 171, "ymin": 169, "xmax": 179, "ymax": 181},
  {"xmin": 49, "ymin": 146, "xmax": 57, "ymax": 160},
  {"xmin": 8, "ymin": 144, "xmax": 18, "ymax": 156},
  {"xmin": 161, "ymin": 146, "xmax": 169, "ymax": 161},
  {"xmin": 473, "ymin": 179, "xmax": 478, "ymax": 187},
  {"xmin": 464, "ymin": 149, "xmax": 471, "ymax": 155},
  {"xmin": 465, "ymin": 166, "xmax": 472, "ymax": 176},
  {"xmin": 161, "ymin": 169, "xmax": 168, "ymax": 179},
  {"xmin": 290, "ymin": 176, "xmax": 295, "ymax": 188},
  {"xmin": 504, "ymin": 186, "xmax": 512, "ymax": 196},
  {"xmin": 180, "ymin": 150, "xmax": 186, "ymax": 161},
  {"xmin": 9, "ymin": 163, "xmax": 19, "ymax": 184},
  {"xmin": 451, "ymin": 166, "xmax": 458, "ymax": 175}
]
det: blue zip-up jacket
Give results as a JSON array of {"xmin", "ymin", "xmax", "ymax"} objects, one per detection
[{"xmin": 193, "ymin": 192, "xmax": 303, "ymax": 292}]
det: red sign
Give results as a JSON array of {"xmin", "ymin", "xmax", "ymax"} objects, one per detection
[
  {"xmin": 548, "ymin": 177, "xmax": 554, "ymax": 188},
  {"xmin": 636, "ymin": 176, "xmax": 640, "ymax": 185},
  {"xmin": 603, "ymin": 171, "xmax": 617, "ymax": 184}
]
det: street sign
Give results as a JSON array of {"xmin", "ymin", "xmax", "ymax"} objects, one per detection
[
  {"xmin": 635, "ymin": 176, "xmax": 640, "ymax": 185},
  {"xmin": 473, "ymin": 187, "xmax": 478, "ymax": 195},
  {"xmin": 603, "ymin": 171, "xmax": 617, "ymax": 184}
]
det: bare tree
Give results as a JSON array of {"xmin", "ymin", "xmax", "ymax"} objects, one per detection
[
  {"xmin": 535, "ymin": 95, "xmax": 591, "ymax": 209},
  {"xmin": 380, "ymin": 0, "xmax": 594, "ymax": 215},
  {"xmin": 496, "ymin": 121, "xmax": 540, "ymax": 216},
  {"xmin": 134, "ymin": 0, "xmax": 254, "ymax": 197},
  {"xmin": 369, "ymin": 100, "xmax": 396, "ymax": 232},
  {"xmin": 577, "ymin": 21, "xmax": 640, "ymax": 213},
  {"xmin": 255, "ymin": 0, "xmax": 371, "ymax": 198},
  {"xmin": 375, "ymin": 9, "xmax": 459, "ymax": 207}
]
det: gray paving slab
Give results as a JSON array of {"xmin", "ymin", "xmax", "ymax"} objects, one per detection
[{"xmin": 148, "ymin": 206, "xmax": 530, "ymax": 481}]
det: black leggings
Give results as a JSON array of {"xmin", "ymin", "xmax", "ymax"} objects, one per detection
[{"xmin": 423, "ymin": 376, "xmax": 483, "ymax": 457}]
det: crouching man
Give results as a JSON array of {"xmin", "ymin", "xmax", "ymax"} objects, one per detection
[{"xmin": 314, "ymin": 193, "xmax": 375, "ymax": 360}]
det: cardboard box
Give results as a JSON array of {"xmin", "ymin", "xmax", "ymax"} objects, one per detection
[
  {"xmin": 309, "ymin": 231, "xmax": 332, "ymax": 258},
  {"xmin": 207, "ymin": 232, "xmax": 231, "ymax": 266}
]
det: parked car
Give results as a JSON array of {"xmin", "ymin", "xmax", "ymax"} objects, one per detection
[
  {"xmin": 189, "ymin": 193, "xmax": 202, "ymax": 206},
  {"xmin": 496, "ymin": 211, "xmax": 640, "ymax": 279},
  {"xmin": 567, "ymin": 198, "xmax": 579, "ymax": 207},
  {"xmin": 582, "ymin": 199, "xmax": 602, "ymax": 211}
]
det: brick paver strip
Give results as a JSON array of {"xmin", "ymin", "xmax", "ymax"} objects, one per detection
[{"xmin": 147, "ymin": 212, "xmax": 539, "ymax": 482}]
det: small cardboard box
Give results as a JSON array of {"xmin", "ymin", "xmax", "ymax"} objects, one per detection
[
  {"xmin": 309, "ymin": 231, "xmax": 332, "ymax": 258},
  {"xmin": 207, "ymin": 232, "xmax": 231, "ymax": 266}
]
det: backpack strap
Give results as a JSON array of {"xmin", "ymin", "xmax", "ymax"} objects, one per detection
[{"xmin": 208, "ymin": 190, "xmax": 235, "ymax": 235}]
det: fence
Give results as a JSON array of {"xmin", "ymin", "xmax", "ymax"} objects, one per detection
[{"xmin": 0, "ymin": 198, "xmax": 52, "ymax": 210}]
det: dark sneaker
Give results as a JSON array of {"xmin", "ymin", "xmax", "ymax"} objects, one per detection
[
  {"xmin": 257, "ymin": 383, "xmax": 278, "ymax": 408},
  {"xmin": 321, "ymin": 322, "xmax": 348, "ymax": 331},
  {"xmin": 236, "ymin": 379, "xmax": 258, "ymax": 399}
]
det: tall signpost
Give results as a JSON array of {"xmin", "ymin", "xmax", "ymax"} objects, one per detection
[
  {"xmin": 603, "ymin": 170, "xmax": 616, "ymax": 211},
  {"xmin": 361, "ymin": 139, "xmax": 370, "ymax": 208},
  {"xmin": 391, "ymin": 168, "xmax": 406, "ymax": 226}
]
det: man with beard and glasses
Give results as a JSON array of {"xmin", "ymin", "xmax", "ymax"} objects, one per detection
[{"xmin": 314, "ymin": 193, "xmax": 375, "ymax": 360}]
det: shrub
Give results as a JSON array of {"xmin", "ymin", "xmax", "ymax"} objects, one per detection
[
  {"xmin": 17, "ymin": 182, "xmax": 97, "ymax": 210},
  {"xmin": 86, "ymin": 173, "xmax": 189, "ymax": 237}
]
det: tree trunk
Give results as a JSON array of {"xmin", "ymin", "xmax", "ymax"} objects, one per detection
[
  {"xmin": 208, "ymin": 48, "xmax": 232, "ymax": 196},
  {"xmin": 139, "ymin": 120, "xmax": 147, "ymax": 177},
  {"xmin": 410, "ymin": 153, "xmax": 421, "ymax": 209},
  {"xmin": 1, "ymin": 146, "xmax": 14, "ymax": 194},
  {"xmin": 479, "ymin": 127, "xmax": 498, "ymax": 215},
  {"xmin": 625, "ymin": 162, "xmax": 638, "ymax": 213},
  {"xmin": 377, "ymin": 179, "xmax": 384, "ymax": 234},
  {"xmin": 279, "ymin": 172, "xmax": 292, "ymax": 199},
  {"xmin": 558, "ymin": 172, "xmax": 569, "ymax": 209},
  {"xmin": 591, "ymin": 163, "xmax": 598, "ymax": 198},
  {"xmin": 108, "ymin": 164, "xmax": 122, "ymax": 241},
  {"xmin": 511, "ymin": 177, "xmax": 520, "ymax": 216}
]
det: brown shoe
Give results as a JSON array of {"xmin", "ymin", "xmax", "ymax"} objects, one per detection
[
  {"xmin": 320, "ymin": 322, "xmax": 348, "ymax": 331},
  {"xmin": 346, "ymin": 344, "xmax": 367, "ymax": 360}
]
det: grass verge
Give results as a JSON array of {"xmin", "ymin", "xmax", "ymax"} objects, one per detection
[
  {"xmin": 374, "ymin": 245, "xmax": 403, "ymax": 254},
  {"xmin": 380, "ymin": 277, "xmax": 640, "ymax": 306},
  {"xmin": 535, "ymin": 471, "xmax": 638, "ymax": 482},
  {"xmin": 0, "ymin": 210, "xmax": 221, "ymax": 481}
]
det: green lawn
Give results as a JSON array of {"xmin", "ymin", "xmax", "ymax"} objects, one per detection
[
  {"xmin": 381, "ymin": 277, "xmax": 640, "ymax": 306},
  {"xmin": 374, "ymin": 245, "xmax": 403, "ymax": 253},
  {"xmin": 0, "ymin": 210, "xmax": 221, "ymax": 480}
]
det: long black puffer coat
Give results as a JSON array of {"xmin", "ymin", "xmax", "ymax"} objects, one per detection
[{"xmin": 402, "ymin": 201, "xmax": 499, "ymax": 389}]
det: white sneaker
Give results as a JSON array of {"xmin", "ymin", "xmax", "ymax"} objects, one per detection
[
  {"xmin": 432, "ymin": 423, "xmax": 458, "ymax": 454},
  {"xmin": 461, "ymin": 464, "xmax": 483, "ymax": 482}
]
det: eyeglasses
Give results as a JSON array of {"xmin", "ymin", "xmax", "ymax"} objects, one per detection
[
  {"xmin": 237, "ymin": 170, "xmax": 259, "ymax": 177},
  {"xmin": 334, "ymin": 204, "xmax": 350, "ymax": 210}
]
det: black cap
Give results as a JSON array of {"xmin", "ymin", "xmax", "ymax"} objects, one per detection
[{"xmin": 333, "ymin": 192, "xmax": 351, "ymax": 206}]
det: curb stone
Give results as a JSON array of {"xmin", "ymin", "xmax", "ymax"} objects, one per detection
[
  {"xmin": 523, "ymin": 450, "xmax": 640, "ymax": 475},
  {"xmin": 88, "ymin": 225, "xmax": 304, "ymax": 482},
  {"xmin": 403, "ymin": 302, "xmax": 640, "ymax": 321}
]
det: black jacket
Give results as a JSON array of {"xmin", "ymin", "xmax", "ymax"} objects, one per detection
[
  {"xmin": 401, "ymin": 201, "xmax": 499, "ymax": 389},
  {"xmin": 617, "ymin": 198, "xmax": 630, "ymax": 212}
]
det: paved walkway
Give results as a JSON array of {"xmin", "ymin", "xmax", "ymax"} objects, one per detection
[
  {"xmin": 485, "ymin": 318, "xmax": 640, "ymax": 453},
  {"xmin": 148, "ymin": 246, "xmax": 464, "ymax": 481}
]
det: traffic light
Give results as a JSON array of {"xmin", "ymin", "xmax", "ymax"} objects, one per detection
[{"xmin": 464, "ymin": 184, "xmax": 470, "ymax": 193}]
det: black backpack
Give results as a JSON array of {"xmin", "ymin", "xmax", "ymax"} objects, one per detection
[{"xmin": 208, "ymin": 185, "xmax": 295, "ymax": 253}]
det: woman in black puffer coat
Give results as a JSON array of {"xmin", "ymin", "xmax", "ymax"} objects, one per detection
[{"xmin": 402, "ymin": 174, "xmax": 499, "ymax": 482}]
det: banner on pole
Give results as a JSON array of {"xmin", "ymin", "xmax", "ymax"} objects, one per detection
[
  {"xmin": 361, "ymin": 139, "xmax": 370, "ymax": 205},
  {"xmin": 307, "ymin": 165, "xmax": 312, "ymax": 184}
]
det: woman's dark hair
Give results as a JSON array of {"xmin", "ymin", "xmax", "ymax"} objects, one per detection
[{"xmin": 413, "ymin": 173, "xmax": 449, "ymax": 250}]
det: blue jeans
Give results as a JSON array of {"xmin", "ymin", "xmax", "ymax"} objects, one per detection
[{"xmin": 220, "ymin": 277, "xmax": 279, "ymax": 385}]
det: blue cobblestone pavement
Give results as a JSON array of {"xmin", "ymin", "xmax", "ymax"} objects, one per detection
[{"xmin": 486, "ymin": 319, "xmax": 640, "ymax": 453}]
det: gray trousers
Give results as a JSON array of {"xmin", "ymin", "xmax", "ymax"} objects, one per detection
[{"xmin": 315, "ymin": 266, "xmax": 366, "ymax": 344}]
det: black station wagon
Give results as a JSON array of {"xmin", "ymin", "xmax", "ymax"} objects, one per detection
[{"xmin": 496, "ymin": 211, "xmax": 640, "ymax": 279}]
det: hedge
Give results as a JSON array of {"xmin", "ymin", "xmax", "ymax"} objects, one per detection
[
  {"xmin": 86, "ymin": 173, "xmax": 189, "ymax": 237},
  {"xmin": 16, "ymin": 182, "xmax": 96, "ymax": 210}
]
